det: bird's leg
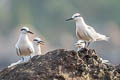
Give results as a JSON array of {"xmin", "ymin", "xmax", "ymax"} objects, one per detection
[
  {"xmin": 76, "ymin": 51, "xmax": 80, "ymax": 64},
  {"xmin": 84, "ymin": 41, "xmax": 87, "ymax": 48},
  {"xmin": 77, "ymin": 52, "xmax": 80, "ymax": 59},
  {"xmin": 30, "ymin": 55, "xmax": 32, "ymax": 62},
  {"xmin": 87, "ymin": 42, "xmax": 91, "ymax": 48},
  {"xmin": 22, "ymin": 57, "xmax": 24, "ymax": 62}
]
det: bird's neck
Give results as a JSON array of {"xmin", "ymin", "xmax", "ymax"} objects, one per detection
[
  {"xmin": 19, "ymin": 33, "xmax": 29, "ymax": 41},
  {"xmin": 34, "ymin": 44, "xmax": 41, "ymax": 55},
  {"xmin": 76, "ymin": 17, "xmax": 86, "ymax": 26}
]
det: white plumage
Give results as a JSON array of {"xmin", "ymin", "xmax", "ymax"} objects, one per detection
[
  {"xmin": 33, "ymin": 37, "xmax": 44, "ymax": 56},
  {"xmin": 66, "ymin": 13, "xmax": 109, "ymax": 47},
  {"xmin": 15, "ymin": 27, "xmax": 34, "ymax": 61},
  {"xmin": 75, "ymin": 40, "xmax": 85, "ymax": 51},
  {"xmin": 100, "ymin": 58, "xmax": 110, "ymax": 64}
]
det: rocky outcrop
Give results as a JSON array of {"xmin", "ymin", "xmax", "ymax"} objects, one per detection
[{"xmin": 0, "ymin": 48, "xmax": 120, "ymax": 80}]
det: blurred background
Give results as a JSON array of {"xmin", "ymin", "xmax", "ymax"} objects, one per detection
[{"xmin": 0, "ymin": 0, "xmax": 120, "ymax": 69}]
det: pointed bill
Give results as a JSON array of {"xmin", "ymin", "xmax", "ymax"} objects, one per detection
[{"xmin": 65, "ymin": 18, "xmax": 73, "ymax": 21}]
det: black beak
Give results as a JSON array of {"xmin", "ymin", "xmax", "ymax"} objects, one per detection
[
  {"xmin": 65, "ymin": 18, "xmax": 73, "ymax": 21},
  {"xmin": 38, "ymin": 41, "xmax": 44, "ymax": 45},
  {"xmin": 27, "ymin": 31, "xmax": 34, "ymax": 34}
]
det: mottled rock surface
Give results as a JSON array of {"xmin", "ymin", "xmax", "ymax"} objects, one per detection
[{"xmin": 0, "ymin": 48, "xmax": 120, "ymax": 80}]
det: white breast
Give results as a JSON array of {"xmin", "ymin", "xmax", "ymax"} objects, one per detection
[
  {"xmin": 16, "ymin": 34, "xmax": 34, "ymax": 56},
  {"xmin": 34, "ymin": 44, "xmax": 41, "ymax": 55}
]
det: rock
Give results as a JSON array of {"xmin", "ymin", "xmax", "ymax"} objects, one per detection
[{"xmin": 0, "ymin": 48, "xmax": 120, "ymax": 80}]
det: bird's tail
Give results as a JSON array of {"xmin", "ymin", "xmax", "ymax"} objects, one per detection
[{"xmin": 96, "ymin": 33, "xmax": 110, "ymax": 41}]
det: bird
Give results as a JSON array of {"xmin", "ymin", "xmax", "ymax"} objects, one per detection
[
  {"xmin": 33, "ymin": 37, "xmax": 44, "ymax": 56},
  {"xmin": 66, "ymin": 13, "xmax": 109, "ymax": 47},
  {"xmin": 75, "ymin": 40, "xmax": 85, "ymax": 51},
  {"xmin": 15, "ymin": 26, "xmax": 35, "ymax": 62},
  {"xmin": 100, "ymin": 58, "xmax": 110, "ymax": 64}
]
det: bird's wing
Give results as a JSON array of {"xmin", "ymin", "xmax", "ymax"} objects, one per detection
[
  {"xmin": 16, "ymin": 48, "xmax": 19, "ymax": 56},
  {"xmin": 15, "ymin": 45, "xmax": 21, "ymax": 56},
  {"xmin": 87, "ymin": 25, "xmax": 109, "ymax": 41},
  {"xmin": 87, "ymin": 25, "xmax": 97, "ymax": 33},
  {"xmin": 85, "ymin": 25, "xmax": 99, "ymax": 41}
]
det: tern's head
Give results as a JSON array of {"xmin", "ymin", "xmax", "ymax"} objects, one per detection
[
  {"xmin": 66, "ymin": 13, "xmax": 82, "ymax": 21},
  {"xmin": 21, "ymin": 27, "xmax": 34, "ymax": 34},
  {"xmin": 33, "ymin": 37, "xmax": 44, "ymax": 45},
  {"xmin": 75, "ymin": 40, "xmax": 85, "ymax": 48}
]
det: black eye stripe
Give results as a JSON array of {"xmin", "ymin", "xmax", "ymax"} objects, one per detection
[
  {"xmin": 74, "ymin": 15, "xmax": 80, "ymax": 18},
  {"xmin": 33, "ymin": 39, "xmax": 38, "ymax": 41},
  {"xmin": 21, "ymin": 29, "xmax": 26, "ymax": 31}
]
